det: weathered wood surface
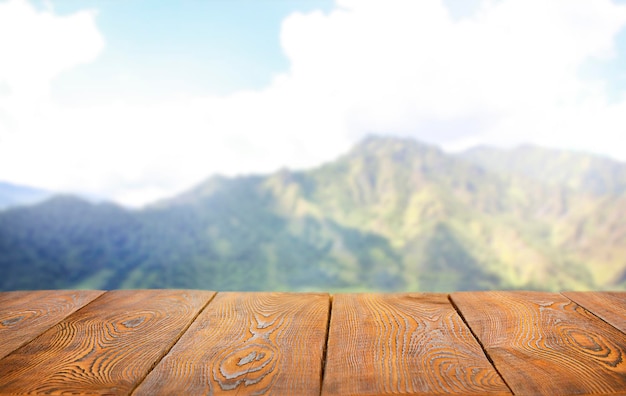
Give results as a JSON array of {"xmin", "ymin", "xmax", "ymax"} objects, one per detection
[
  {"xmin": 1, "ymin": 290, "xmax": 626, "ymax": 395},
  {"xmin": 134, "ymin": 292, "xmax": 330, "ymax": 396},
  {"xmin": 0, "ymin": 290, "xmax": 103, "ymax": 360},
  {"xmin": 0, "ymin": 289, "xmax": 214, "ymax": 394},
  {"xmin": 451, "ymin": 291, "xmax": 626, "ymax": 396},
  {"xmin": 323, "ymin": 293, "xmax": 511, "ymax": 395},
  {"xmin": 563, "ymin": 291, "xmax": 626, "ymax": 334}
]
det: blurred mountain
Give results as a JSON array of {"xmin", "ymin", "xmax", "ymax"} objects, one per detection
[
  {"xmin": 0, "ymin": 181, "xmax": 51, "ymax": 210},
  {"xmin": 461, "ymin": 145, "xmax": 626, "ymax": 195},
  {"xmin": 1, "ymin": 136, "xmax": 625, "ymax": 292}
]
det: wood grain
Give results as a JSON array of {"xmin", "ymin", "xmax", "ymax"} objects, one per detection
[
  {"xmin": 451, "ymin": 291, "xmax": 626, "ymax": 395},
  {"xmin": 322, "ymin": 293, "xmax": 511, "ymax": 395},
  {"xmin": 563, "ymin": 291, "xmax": 626, "ymax": 334},
  {"xmin": 133, "ymin": 292, "xmax": 330, "ymax": 396},
  {"xmin": 0, "ymin": 290, "xmax": 103, "ymax": 360},
  {"xmin": 0, "ymin": 289, "xmax": 214, "ymax": 394}
]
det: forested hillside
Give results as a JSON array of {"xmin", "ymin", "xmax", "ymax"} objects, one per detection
[{"xmin": 2, "ymin": 137, "xmax": 625, "ymax": 292}]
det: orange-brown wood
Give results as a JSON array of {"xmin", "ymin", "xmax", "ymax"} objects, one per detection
[
  {"xmin": 0, "ymin": 289, "xmax": 214, "ymax": 394},
  {"xmin": 322, "ymin": 293, "xmax": 511, "ymax": 395},
  {"xmin": 1, "ymin": 290, "xmax": 626, "ymax": 394},
  {"xmin": 563, "ymin": 291, "xmax": 626, "ymax": 334},
  {"xmin": 0, "ymin": 290, "xmax": 103, "ymax": 360},
  {"xmin": 133, "ymin": 292, "xmax": 330, "ymax": 396},
  {"xmin": 451, "ymin": 291, "xmax": 626, "ymax": 395}
]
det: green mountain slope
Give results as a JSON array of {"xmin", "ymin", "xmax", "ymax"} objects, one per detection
[
  {"xmin": 0, "ymin": 196, "xmax": 142, "ymax": 289},
  {"xmin": 1, "ymin": 136, "xmax": 625, "ymax": 292}
]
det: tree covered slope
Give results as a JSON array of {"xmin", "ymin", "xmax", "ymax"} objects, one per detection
[{"xmin": 1, "ymin": 136, "xmax": 625, "ymax": 292}]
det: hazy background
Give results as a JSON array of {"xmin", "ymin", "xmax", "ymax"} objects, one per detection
[{"xmin": 1, "ymin": 0, "xmax": 626, "ymax": 206}]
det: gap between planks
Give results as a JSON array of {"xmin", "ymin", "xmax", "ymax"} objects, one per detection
[
  {"xmin": 128, "ymin": 291, "xmax": 219, "ymax": 394},
  {"xmin": 561, "ymin": 291, "xmax": 626, "ymax": 336},
  {"xmin": 0, "ymin": 290, "xmax": 216, "ymax": 394},
  {"xmin": 447, "ymin": 294, "xmax": 514, "ymax": 395},
  {"xmin": 133, "ymin": 292, "xmax": 330, "ymax": 395},
  {"xmin": 0, "ymin": 290, "xmax": 106, "ymax": 361},
  {"xmin": 451, "ymin": 291, "xmax": 626, "ymax": 395},
  {"xmin": 319, "ymin": 294, "xmax": 333, "ymax": 395}
]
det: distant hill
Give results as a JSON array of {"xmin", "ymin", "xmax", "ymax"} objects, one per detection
[
  {"xmin": 1, "ymin": 136, "xmax": 625, "ymax": 292},
  {"xmin": 460, "ymin": 145, "xmax": 626, "ymax": 195},
  {"xmin": 0, "ymin": 181, "xmax": 51, "ymax": 210}
]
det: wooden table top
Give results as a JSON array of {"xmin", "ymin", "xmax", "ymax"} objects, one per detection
[{"xmin": 0, "ymin": 290, "xmax": 625, "ymax": 395}]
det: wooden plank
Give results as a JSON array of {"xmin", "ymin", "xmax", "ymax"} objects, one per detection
[
  {"xmin": 0, "ymin": 289, "xmax": 214, "ymax": 394},
  {"xmin": 0, "ymin": 290, "xmax": 103, "ymax": 360},
  {"xmin": 321, "ymin": 293, "xmax": 511, "ymax": 395},
  {"xmin": 563, "ymin": 291, "xmax": 626, "ymax": 334},
  {"xmin": 133, "ymin": 292, "xmax": 330, "ymax": 396},
  {"xmin": 451, "ymin": 291, "xmax": 626, "ymax": 395}
]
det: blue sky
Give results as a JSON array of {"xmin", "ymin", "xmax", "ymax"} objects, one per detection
[
  {"xmin": 1, "ymin": 0, "xmax": 626, "ymax": 206},
  {"xmin": 47, "ymin": 0, "xmax": 334, "ymax": 102}
]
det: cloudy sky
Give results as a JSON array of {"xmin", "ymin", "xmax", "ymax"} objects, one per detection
[{"xmin": 1, "ymin": 0, "xmax": 626, "ymax": 206}]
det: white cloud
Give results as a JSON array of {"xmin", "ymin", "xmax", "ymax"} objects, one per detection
[
  {"xmin": 2, "ymin": 0, "xmax": 626, "ymax": 206},
  {"xmin": 280, "ymin": 0, "xmax": 626, "ymax": 151},
  {"xmin": 0, "ymin": 0, "xmax": 103, "ymax": 118}
]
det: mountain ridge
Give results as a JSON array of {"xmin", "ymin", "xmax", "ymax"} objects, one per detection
[
  {"xmin": 460, "ymin": 144, "xmax": 626, "ymax": 195},
  {"xmin": 1, "ymin": 136, "xmax": 625, "ymax": 292}
]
